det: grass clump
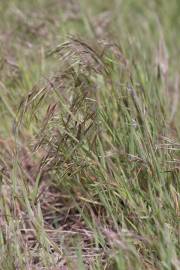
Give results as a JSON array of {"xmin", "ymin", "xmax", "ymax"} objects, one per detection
[{"xmin": 0, "ymin": 1, "xmax": 179, "ymax": 269}]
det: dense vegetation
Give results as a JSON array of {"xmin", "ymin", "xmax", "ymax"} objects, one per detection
[{"xmin": 0, "ymin": 1, "xmax": 179, "ymax": 269}]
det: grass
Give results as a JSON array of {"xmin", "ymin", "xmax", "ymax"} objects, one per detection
[{"xmin": 0, "ymin": 0, "xmax": 179, "ymax": 269}]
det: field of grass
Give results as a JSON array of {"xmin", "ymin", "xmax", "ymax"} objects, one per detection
[{"xmin": 0, "ymin": 0, "xmax": 180, "ymax": 269}]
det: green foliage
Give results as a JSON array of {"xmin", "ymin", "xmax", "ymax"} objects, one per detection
[{"xmin": 0, "ymin": 0, "xmax": 179, "ymax": 269}]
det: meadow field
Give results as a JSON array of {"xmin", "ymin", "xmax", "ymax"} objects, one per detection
[{"xmin": 0, "ymin": 0, "xmax": 179, "ymax": 269}]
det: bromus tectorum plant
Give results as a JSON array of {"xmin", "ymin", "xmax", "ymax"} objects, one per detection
[
  {"xmin": 0, "ymin": 1, "xmax": 179, "ymax": 269},
  {"xmin": 13, "ymin": 35, "xmax": 179, "ymax": 269}
]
